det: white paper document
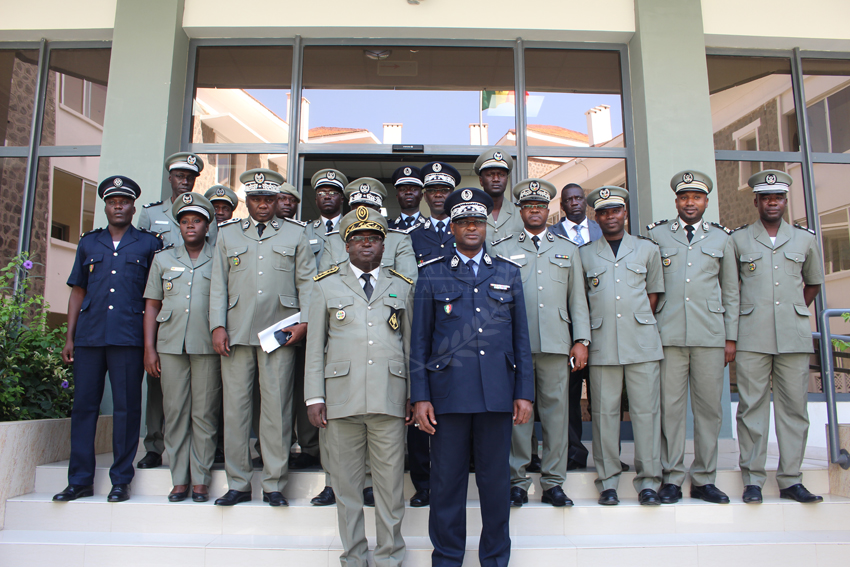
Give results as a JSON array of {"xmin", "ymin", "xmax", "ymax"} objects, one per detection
[{"xmin": 258, "ymin": 312, "xmax": 301, "ymax": 353}]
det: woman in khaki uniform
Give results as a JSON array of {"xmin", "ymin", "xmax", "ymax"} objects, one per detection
[{"xmin": 143, "ymin": 193, "xmax": 221, "ymax": 503}]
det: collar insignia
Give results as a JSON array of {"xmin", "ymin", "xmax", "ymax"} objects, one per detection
[
  {"xmin": 671, "ymin": 221, "xmax": 679, "ymax": 231},
  {"xmin": 483, "ymin": 253, "xmax": 492, "ymax": 266},
  {"xmin": 518, "ymin": 231, "xmax": 526, "ymax": 242},
  {"xmin": 547, "ymin": 231, "xmax": 554, "ymax": 242},
  {"xmin": 450, "ymin": 255, "xmax": 460, "ymax": 268}
]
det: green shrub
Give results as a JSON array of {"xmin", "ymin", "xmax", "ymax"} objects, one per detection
[{"xmin": 0, "ymin": 254, "xmax": 74, "ymax": 421}]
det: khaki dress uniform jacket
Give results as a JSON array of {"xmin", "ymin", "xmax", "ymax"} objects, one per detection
[
  {"xmin": 579, "ymin": 232, "xmax": 665, "ymax": 493},
  {"xmin": 648, "ymin": 219, "xmax": 739, "ymax": 488},
  {"xmin": 319, "ymin": 228, "xmax": 418, "ymax": 285},
  {"xmin": 305, "ymin": 264, "xmax": 413, "ymax": 567},
  {"xmin": 486, "ymin": 199, "xmax": 525, "ymax": 243},
  {"xmin": 304, "ymin": 218, "xmax": 336, "ymax": 271},
  {"xmin": 731, "ymin": 219, "xmax": 824, "ymax": 489},
  {"xmin": 144, "ymin": 242, "xmax": 221, "ymax": 486},
  {"xmin": 209, "ymin": 216, "xmax": 316, "ymax": 493},
  {"xmin": 493, "ymin": 230, "xmax": 591, "ymax": 492}
]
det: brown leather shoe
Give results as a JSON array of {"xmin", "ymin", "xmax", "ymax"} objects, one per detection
[{"xmin": 192, "ymin": 485, "xmax": 209, "ymax": 502}]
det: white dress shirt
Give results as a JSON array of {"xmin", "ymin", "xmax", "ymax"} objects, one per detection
[{"xmin": 562, "ymin": 217, "xmax": 589, "ymax": 245}]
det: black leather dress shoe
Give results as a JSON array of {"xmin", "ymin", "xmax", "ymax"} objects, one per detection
[
  {"xmin": 638, "ymin": 488, "xmax": 661, "ymax": 506},
  {"xmin": 526, "ymin": 454, "xmax": 542, "ymax": 473},
  {"xmin": 542, "ymin": 486, "xmax": 574, "ymax": 507},
  {"xmin": 779, "ymin": 483, "xmax": 823, "ymax": 503},
  {"xmin": 136, "ymin": 452, "xmax": 162, "ymax": 469},
  {"xmin": 691, "ymin": 483, "xmax": 730, "ymax": 504},
  {"xmin": 742, "ymin": 485, "xmax": 763, "ymax": 504},
  {"xmin": 363, "ymin": 487, "xmax": 375, "ymax": 507},
  {"xmin": 168, "ymin": 485, "xmax": 189, "ymax": 502},
  {"xmin": 620, "ymin": 461, "xmax": 630, "ymax": 472},
  {"xmin": 192, "ymin": 485, "xmax": 209, "ymax": 502},
  {"xmin": 598, "ymin": 489, "xmax": 619, "ymax": 505},
  {"xmin": 107, "ymin": 484, "xmax": 131, "ymax": 503},
  {"xmin": 214, "ymin": 489, "xmax": 252, "ymax": 506},
  {"xmin": 410, "ymin": 489, "xmax": 430, "ymax": 507},
  {"xmin": 566, "ymin": 458, "xmax": 587, "ymax": 471},
  {"xmin": 311, "ymin": 486, "xmax": 335, "ymax": 506},
  {"xmin": 263, "ymin": 491, "xmax": 289, "ymax": 507},
  {"xmin": 53, "ymin": 484, "xmax": 94, "ymax": 502},
  {"xmin": 510, "ymin": 486, "xmax": 528, "ymax": 507},
  {"xmin": 289, "ymin": 452, "xmax": 321, "ymax": 470},
  {"xmin": 658, "ymin": 483, "xmax": 682, "ymax": 504}
]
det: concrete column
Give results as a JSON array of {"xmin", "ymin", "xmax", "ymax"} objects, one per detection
[
  {"xmin": 629, "ymin": 0, "xmax": 732, "ymax": 439},
  {"xmin": 96, "ymin": 0, "xmax": 188, "ymax": 226}
]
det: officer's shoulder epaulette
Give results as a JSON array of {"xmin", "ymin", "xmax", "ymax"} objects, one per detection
[
  {"xmin": 313, "ymin": 264, "xmax": 340, "ymax": 281},
  {"xmin": 80, "ymin": 227, "xmax": 104, "ymax": 238},
  {"xmin": 490, "ymin": 234, "xmax": 513, "ymax": 246},
  {"xmin": 646, "ymin": 219, "xmax": 668, "ymax": 230},
  {"xmin": 553, "ymin": 232, "xmax": 572, "ymax": 241},
  {"xmin": 495, "ymin": 254, "xmax": 522, "ymax": 268},
  {"xmin": 154, "ymin": 243, "xmax": 175, "ymax": 254},
  {"xmin": 711, "ymin": 221, "xmax": 732, "ymax": 235},
  {"xmin": 387, "ymin": 227, "xmax": 410, "ymax": 235},
  {"xmin": 388, "ymin": 269, "xmax": 414, "ymax": 285},
  {"xmin": 635, "ymin": 234, "xmax": 656, "ymax": 243},
  {"xmin": 218, "ymin": 217, "xmax": 241, "ymax": 228},
  {"xmin": 285, "ymin": 217, "xmax": 307, "ymax": 227},
  {"xmin": 417, "ymin": 256, "xmax": 444, "ymax": 269},
  {"xmin": 794, "ymin": 223, "xmax": 816, "ymax": 235},
  {"xmin": 327, "ymin": 229, "xmax": 340, "ymax": 236},
  {"xmin": 143, "ymin": 200, "xmax": 163, "ymax": 209},
  {"xmin": 138, "ymin": 227, "xmax": 162, "ymax": 239},
  {"xmin": 731, "ymin": 224, "xmax": 748, "ymax": 233}
]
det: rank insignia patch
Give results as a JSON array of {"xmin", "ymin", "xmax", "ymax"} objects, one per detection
[
  {"xmin": 748, "ymin": 262, "xmax": 756, "ymax": 272},
  {"xmin": 444, "ymin": 304, "xmax": 453, "ymax": 315},
  {"xmin": 165, "ymin": 281, "xmax": 173, "ymax": 291},
  {"xmin": 591, "ymin": 277, "xmax": 599, "ymax": 287},
  {"xmin": 232, "ymin": 257, "xmax": 240, "ymax": 267},
  {"xmin": 662, "ymin": 258, "xmax": 671, "ymax": 267},
  {"xmin": 336, "ymin": 310, "xmax": 346, "ymax": 321},
  {"xmin": 388, "ymin": 307, "xmax": 400, "ymax": 331}
]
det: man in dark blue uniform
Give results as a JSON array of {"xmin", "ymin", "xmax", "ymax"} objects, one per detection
[
  {"xmin": 408, "ymin": 162, "xmax": 460, "ymax": 266},
  {"xmin": 54, "ymin": 175, "xmax": 163, "ymax": 503},
  {"xmin": 388, "ymin": 165, "xmax": 426, "ymax": 230},
  {"xmin": 411, "ymin": 187, "xmax": 534, "ymax": 567}
]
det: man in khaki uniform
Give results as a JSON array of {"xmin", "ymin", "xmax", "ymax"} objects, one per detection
[
  {"xmin": 475, "ymin": 147, "xmax": 523, "ymax": 242},
  {"xmin": 647, "ymin": 170, "xmax": 739, "ymax": 505},
  {"xmin": 143, "ymin": 193, "xmax": 220, "ymax": 503},
  {"xmin": 732, "ymin": 170, "xmax": 824, "ymax": 504},
  {"xmin": 136, "ymin": 152, "xmax": 217, "ymax": 470},
  {"xmin": 205, "ymin": 185, "xmax": 239, "ymax": 225},
  {"xmin": 276, "ymin": 182, "xmax": 301, "ymax": 221},
  {"xmin": 305, "ymin": 207, "xmax": 413, "ymax": 567},
  {"xmin": 492, "ymin": 179, "xmax": 590, "ymax": 508},
  {"xmin": 209, "ymin": 168, "xmax": 315, "ymax": 507},
  {"xmin": 306, "ymin": 169, "xmax": 349, "ymax": 272},
  {"xmin": 579, "ymin": 186, "xmax": 665, "ymax": 506}
]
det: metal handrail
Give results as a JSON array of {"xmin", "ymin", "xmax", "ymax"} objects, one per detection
[{"xmin": 817, "ymin": 309, "xmax": 850, "ymax": 469}]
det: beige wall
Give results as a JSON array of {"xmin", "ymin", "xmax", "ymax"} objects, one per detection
[{"xmin": 1, "ymin": 0, "xmax": 116, "ymax": 40}]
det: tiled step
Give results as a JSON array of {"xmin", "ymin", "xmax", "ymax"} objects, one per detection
[
  {"xmin": 6, "ymin": 493, "xmax": 849, "ymax": 537},
  {"xmin": 1, "ymin": 530, "xmax": 849, "ymax": 567}
]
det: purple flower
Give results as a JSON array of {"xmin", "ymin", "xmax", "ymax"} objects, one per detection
[
  {"xmin": 61, "ymin": 380, "xmax": 69, "ymax": 389},
  {"xmin": 22, "ymin": 260, "xmax": 33, "ymax": 270}
]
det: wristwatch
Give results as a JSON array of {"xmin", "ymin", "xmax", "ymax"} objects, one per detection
[{"xmin": 574, "ymin": 339, "xmax": 590, "ymax": 347}]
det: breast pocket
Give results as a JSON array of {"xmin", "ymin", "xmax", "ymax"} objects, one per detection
[
  {"xmin": 701, "ymin": 247, "xmax": 723, "ymax": 275},
  {"xmin": 436, "ymin": 290, "xmax": 463, "ymax": 321},
  {"xmin": 549, "ymin": 256, "xmax": 570, "ymax": 283},
  {"xmin": 328, "ymin": 296, "xmax": 355, "ymax": 326},
  {"xmin": 740, "ymin": 252, "xmax": 763, "ymax": 278},
  {"xmin": 487, "ymin": 288, "xmax": 514, "ymax": 322},
  {"xmin": 200, "ymin": 272, "xmax": 211, "ymax": 296},
  {"xmin": 227, "ymin": 246, "xmax": 248, "ymax": 273},
  {"xmin": 161, "ymin": 271, "xmax": 182, "ymax": 296},
  {"xmin": 83, "ymin": 254, "xmax": 104, "ymax": 282},
  {"xmin": 125, "ymin": 254, "xmax": 149, "ymax": 281},
  {"xmin": 626, "ymin": 263, "xmax": 647, "ymax": 289},
  {"xmin": 586, "ymin": 266, "xmax": 607, "ymax": 294},
  {"xmin": 785, "ymin": 252, "xmax": 805, "ymax": 276},
  {"xmin": 273, "ymin": 245, "xmax": 295, "ymax": 272},
  {"xmin": 660, "ymin": 248, "xmax": 679, "ymax": 274}
]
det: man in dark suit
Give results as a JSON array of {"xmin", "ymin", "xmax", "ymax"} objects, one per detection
[
  {"xmin": 411, "ymin": 187, "xmax": 534, "ymax": 567},
  {"xmin": 409, "ymin": 162, "xmax": 460, "ymax": 266},
  {"xmin": 550, "ymin": 183, "xmax": 601, "ymax": 470}
]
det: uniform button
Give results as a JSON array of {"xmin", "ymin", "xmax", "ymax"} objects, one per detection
[
  {"xmin": 616, "ymin": 279, "xmax": 620, "ymax": 283},
  {"xmin": 440, "ymin": 244, "xmax": 445, "ymax": 248},
  {"xmin": 476, "ymin": 307, "xmax": 481, "ymax": 312},
  {"xmin": 686, "ymin": 279, "xmax": 690, "ymax": 283},
  {"xmin": 334, "ymin": 371, "xmax": 337, "ymax": 375},
  {"xmin": 108, "ymin": 305, "xmax": 113, "ymax": 310},
  {"xmin": 776, "ymin": 282, "xmax": 779, "ymax": 286},
  {"xmin": 474, "ymin": 288, "xmax": 478, "ymax": 293},
  {"xmin": 258, "ymin": 290, "xmax": 263, "ymax": 294},
  {"xmin": 480, "ymin": 350, "xmax": 485, "ymax": 355},
  {"xmin": 615, "ymin": 263, "xmax": 619, "ymax": 267},
  {"xmin": 368, "ymin": 360, "xmax": 373, "ymax": 365},
  {"xmin": 686, "ymin": 297, "xmax": 690, "ymax": 301},
  {"xmin": 616, "ymin": 296, "xmax": 620, "ymax": 300},
  {"xmin": 187, "ymin": 282, "xmax": 191, "ymax": 286},
  {"xmin": 617, "ymin": 313, "xmax": 621, "ymax": 318},
  {"xmin": 258, "ymin": 255, "xmax": 263, "ymax": 259},
  {"xmin": 368, "ymin": 322, "xmax": 373, "ymax": 327},
  {"xmin": 368, "ymin": 341, "xmax": 373, "ymax": 345},
  {"xmin": 688, "ymin": 246, "xmax": 693, "ymax": 250},
  {"xmin": 368, "ymin": 306, "xmax": 372, "ymax": 310},
  {"xmin": 701, "ymin": 235, "xmax": 705, "ymax": 239},
  {"xmin": 258, "ymin": 271, "xmax": 263, "ymax": 275},
  {"xmin": 538, "ymin": 270, "xmax": 542, "ymax": 274},
  {"xmin": 539, "ymin": 304, "xmax": 544, "ymax": 308},
  {"xmin": 189, "ymin": 270, "xmax": 193, "ymax": 273},
  {"xmin": 186, "ymin": 295, "xmax": 190, "ymax": 299},
  {"xmin": 776, "ymin": 301, "xmax": 780, "ymax": 305},
  {"xmin": 113, "ymin": 252, "xmax": 118, "ymax": 256},
  {"xmin": 775, "ymin": 266, "xmax": 779, "ymax": 269},
  {"xmin": 773, "ymin": 250, "xmax": 777, "ymax": 254},
  {"xmin": 478, "ymin": 328, "xmax": 483, "ymax": 333},
  {"xmin": 687, "ymin": 263, "xmax": 692, "ymax": 267},
  {"xmin": 185, "ymin": 309, "xmax": 189, "ymax": 312},
  {"xmin": 538, "ymin": 286, "xmax": 543, "ymax": 290},
  {"xmin": 111, "ymin": 270, "xmax": 116, "ymax": 274},
  {"xmin": 538, "ymin": 254, "xmax": 542, "ymax": 258},
  {"xmin": 110, "ymin": 288, "xmax": 114, "ymax": 292}
]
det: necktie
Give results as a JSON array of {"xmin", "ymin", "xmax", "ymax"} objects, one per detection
[
  {"xmin": 326, "ymin": 219, "xmax": 334, "ymax": 234},
  {"xmin": 466, "ymin": 258, "xmax": 477, "ymax": 277},
  {"xmin": 436, "ymin": 221, "xmax": 445, "ymax": 234},
  {"xmin": 532, "ymin": 235, "xmax": 540, "ymax": 250},
  {"xmin": 361, "ymin": 273, "xmax": 373, "ymax": 300},
  {"xmin": 404, "ymin": 216, "xmax": 413, "ymax": 228},
  {"xmin": 573, "ymin": 225, "xmax": 585, "ymax": 245},
  {"xmin": 257, "ymin": 223, "xmax": 265, "ymax": 238},
  {"xmin": 685, "ymin": 225, "xmax": 694, "ymax": 242}
]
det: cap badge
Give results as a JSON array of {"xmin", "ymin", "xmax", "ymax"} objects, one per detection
[
  {"xmin": 433, "ymin": 163, "xmax": 442, "ymax": 172},
  {"xmin": 683, "ymin": 172, "xmax": 694, "ymax": 184},
  {"xmin": 662, "ymin": 258, "xmax": 671, "ymax": 267},
  {"xmin": 187, "ymin": 155, "xmax": 197, "ymax": 165},
  {"xmin": 113, "ymin": 178, "xmax": 123, "ymax": 187},
  {"xmin": 443, "ymin": 304, "xmax": 453, "ymax": 315},
  {"xmin": 215, "ymin": 187, "xmax": 225, "ymax": 196},
  {"xmin": 461, "ymin": 189, "xmax": 473, "ymax": 201},
  {"xmin": 359, "ymin": 182, "xmax": 370, "ymax": 192},
  {"xmin": 165, "ymin": 281, "xmax": 173, "ymax": 291},
  {"xmin": 336, "ymin": 309, "xmax": 346, "ymax": 321},
  {"xmin": 327, "ymin": 171, "xmax": 336, "ymax": 180},
  {"xmin": 766, "ymin": 174, "xmax": 777, "ymax": 185},
  {"xmin": 404, "ymin": 167, "xmax": 412, "ymax": 175},
  {"xmin": 529, "ymin": 181, "xmax": 540, "ymax": 190},
  {"xmin": 599, "ymin": 188, "xmax": 610, "ymax": 199},
  {"xmin": 591, "ymin": 277, "xmax": 599, "ymax": 287},
  {"xmin": 494, "ymin": 151, "xmax": 503, "ymax": 160},
  {"xmin": 254, "ymin": 172, "xmax": 265, "ymax": 185},
  {"xmin": 182, "ymin": 193, "xmax": 193, "ymax": 204},
  {"xmin": 356, "ymin": 206, "xmax": 369, "ymax": 221}
]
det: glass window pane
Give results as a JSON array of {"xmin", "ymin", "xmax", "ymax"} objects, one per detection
[
  {"xmin": 40, "ymin": 48, "xmax": 111, "ymax": 145},
  {"xmin": 707, "ymin": 56, "xmax": 797, "ymax": 152},
  {"xmin": 193, "ymin": 153, "xmax": 288, "ymax": 218},
  {"xmin": 0, "ymin": 50, "xmax": 40, "ymax": 147},
  {"xmin": 801, "ymin": 58, "xmax": 850, "ymax": 154},
  {"xmin": 0, "ymin": 157, "xmax": 28, "ymax": 260},
  {"xmin": 193, "ymin": 46, "xmax": 292, "ymax": 144},
  {"xmin": 301, "ymin": 46, "xmax": 515, "ymax": 146},
  {"xmin": 523, "ymin": 49, "xmax": 624, "ymax": 148}
]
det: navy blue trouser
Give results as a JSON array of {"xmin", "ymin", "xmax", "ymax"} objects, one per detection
[
  {"xmin": 68, "ymin": 346, "xmax": 144, "ymax": 486},
  {"xmin": 408, "ymin": 422, "xmax": 431, "ymax": 491},
  {"xmin": 429, "ymin": 412, "xmax": 512, "ymax": 567}
]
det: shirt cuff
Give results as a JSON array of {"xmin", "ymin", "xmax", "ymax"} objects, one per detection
[{"xmin": 305, "ymin": 397, "xmax": 325, "ymax": 406}]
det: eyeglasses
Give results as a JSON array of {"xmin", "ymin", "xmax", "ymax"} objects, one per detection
[
  {"xmin": 316, "ymin": 190, "xmax": 341, "ymax": 197},
  {"xmin": 453, "ymin": 218, "xmax": 486, "ymax": 227},
  {"xmin": 424, "ymin": 187, "xmax": 451, "ymax": 194},
  {"xmin": 348, "ymin": 235, "xmax": 384, "ymax": 244},
  {"xmin": 521, "ymin": 203, "xmax": 549, "ymax": 210}
]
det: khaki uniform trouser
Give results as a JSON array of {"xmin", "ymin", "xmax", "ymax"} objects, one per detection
[
  {"xmin": 660, "ymin": 346, "xmax": 725, "ymax": 487},
  {"xmin": 590, "ymin": 362, "xmax": 662, "ymax": 493},
  {"xmin": 321, "ymin": 428, "xmax": 373, "ymax": 488},
  {"xmin": 510, "ymin": 352, "xmax": 570, "ymax": 491},
  {"xmin": 735, "ymin": 351, "xmax": 810, "ymax": 489},
  {"xmin": 326, "ymin": 414, "xmax": 406, "ymax": 567},
  {"xmin": 221, "ymin": 345, "xmax": 295, "ymax": 493},
  {"xmin": 159, "ymin": 353, "xmax": 221, "ymax": 486}
]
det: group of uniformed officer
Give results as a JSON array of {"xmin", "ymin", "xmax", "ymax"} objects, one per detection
[{"xmin": 52, "ymin": 146, "xmax": 826, "ymax": 567}]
